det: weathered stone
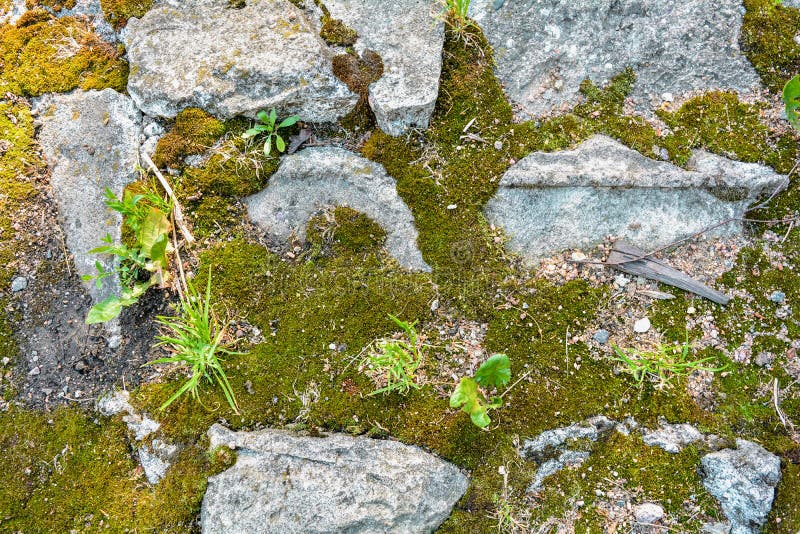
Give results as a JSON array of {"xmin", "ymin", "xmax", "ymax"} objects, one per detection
[
  {"xmin": 96, "ymin": 390, "xmax": 161, "ymax": 441},
  {"xmin": 139, "ymin": 439, "xmax": 179, "ymax": 484},
  {"xmin": 700, "ymin": 440, "xmax": 781, "ymax": 534},
  {"xmin": 520, "ymin": 415, "xmax": 614, "ymax": 463},
  {"xmin": 468, "ymin": 0, "xmax": 761, "ymax": 117},
  {"xmin": 125, "ymin": 0, "xmax": 358, "ymax": 121},
  {"xmin": 321, "ymin": 0, "xmax": 444, "ymax": 135},
  {"xmin": 484, "ymin": 135, "xmax": 787, "ymax": 259},
  {"xmin": 642, "ymin": 422, "xmax": 704, "ymax": 453},
  {"xmin": 10, "ymin": 276, "xmax": 27, "ymax": 293},
  {"xmin": 34, "ymin": 89, "xmax": 141, "ymax": 305},
  {"xmin": 245, "ymin": 147, "xmax": 429, "ymax": 271},
  {"xmin": 201, "ymin": 424, "xmax": 468, "ymax": 534},
  {"xmin": 634, "ymin": 503, "xmax": 665, "ymax": 524},
  {"xmin": 53, "ymin": 0, "xmax": 118, "ymax": 43}
]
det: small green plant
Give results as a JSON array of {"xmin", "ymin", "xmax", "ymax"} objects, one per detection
[
  {"xmin": 242, "ymin": 108, "xmax": 299, "ymax": 156},
  {"xmin": 783, "ymin": 74, "xmax": 800, "ymax": 131},
  {"xmin": 364, "ymin": 314, "xmax": 424, "ymax": 395},
  {"xmin": 450, "ymin": 353, "xmax": 511, "ymax": 428},
  {"xmin": 440, "ymin": 0, "xmax": 474, "ymax": 33},
  {"xmin": 83, "ymin": 185, "xmax": 173, "ymax": 323},
  {"xmin": 610, "ymin": 336, "xmax": 726, "ymax": 388},
  {"xmin": 149, "ymin": 272, "xmax": 241, "ymax": 413}
]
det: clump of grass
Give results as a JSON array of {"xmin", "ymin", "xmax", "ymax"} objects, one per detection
[
  {"xmin": 150, "ymin": 273, "xmax": 242, "ymax": 413},
  {"xmin": 610, "ymin": 337, "xmax": 726, "ymax": 389},
  {"xmin": 362, "ymin": 314, "xmax": 425, "ymax": 395},
  {"xmin": 440, "ymin": 0, "xmax": 474, "ymax": 34}
]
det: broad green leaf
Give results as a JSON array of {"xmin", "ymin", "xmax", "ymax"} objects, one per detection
[
  {"xmin": 256, "ymin": 110, "xmax": 269, "ymax": 123},
  {"xmin": 783, "ymin": 74, "xmax": 800, "ymax": 131},
  {"xmin": 264, "ymin": 138, "xmax": 272, "ymax": 156},
  {"xmin": 278, "ymin": 115, "xmax": 299, "ymax": 129},
  {"xmin": 275, "ymin": 134, "xmax": 286, "ymax": 152},
  {"xmin": 470, "ymin": 407, "xmax": 490, "ymax": 428},
  {"xmin": 475, "ymin": 353, "xmax": 511, "ymax": 388},
  {"xmin": 86, "ymin": 296, "xmax": 125, "ymax": 324},
  {"xmin": 138, "ymin": 206, "xmax": 171, "ymax": 264},
  {"xmin": 450, "ymin": 377, "xmax": 480, "ymax": 411},
  {"xmin": 269, "ymin": 108, "xmax": 277, "ymax": 125}
]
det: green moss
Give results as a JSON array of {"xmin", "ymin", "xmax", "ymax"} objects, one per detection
[
  {"xmin": 320, "ymin": 15, "xmax": 358, "ymax": 46},
  {"xmin": 741, "ymin": 0, "xmax": 800, "ymax": 93},
  {"xmin": 99, "ymin": 0, "xmax": 152, "ymax": 29},
  {"xmin": 153, "ymin": 108, "xmax": 227, "ymax": 169},
  {"xmin": 307, "ymin": 206, "xmax": 387, "ymax": 256},
  {"xmin": 333, "ymin": 49, "xmax": 383, "ymax": 130},
  {"xmin": 0, "ymin": 11, "xmax": 128, "ymax": 96},
  {"xmin": 767, "ymin": 461, "xmax": 800, "ymax": 533},
  {"xmin": 25, "ymin": 0, "xmax": 77, "ymax": 11}
]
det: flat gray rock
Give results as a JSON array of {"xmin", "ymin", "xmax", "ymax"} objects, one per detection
[
  {"xmin": 700, "ymin": 440, "xmax": 781, "ymax": 534},
  {"xmin": 484, "ymin": 135, "xmax": 787, "ymax": 259},
  {"xmin": 642, "ymin": 422, "xmax": 704, "ymax": 453},
  {"xmin": 469, "ymin": 0, "xmax": 761, "ymax": 117},
  {"xmin": 201, "ymin": 424, "xmax": 468, "ymax": 534},
  {"xmin": 125, "ymin": 0, "xmax": 358, "ymax": 121},
  {"xmin": 34, "ymin": 89, "xmax": 142, "ymax": 305},
  {"xmin": 245, "ymin": 147, "xmax": 429, "ymax": 271},
  {"xmin": 322, "ymin": 0, "xmax": 444, "ymax": 135}
]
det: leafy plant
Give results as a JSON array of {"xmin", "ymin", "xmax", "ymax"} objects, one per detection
[
  {"xmin": 241, "ymin": 108, "xmax": 299, "ymax": 156},
  {"xmin": 149, "ymin": 273, "xmax": 241, "ymax": 413},
  {"xmin": 440, "ymin": 0, "xmax": 474, "ymax": 33},
  {"xmin": 450, "ymin": 353, "xmax": 511, "ymax": 428},
  {"xmin": 610, "ymin": 336, "xmax": 726, "ymax": 389},
  {"xmin": 84, "ymin": 186, "xmax": 173, "ymax": 324},
  {"xmin": 364, "ymin": 314, "xmax": 424, "ymax": 395},
  {"xmin": 783, "ymin": 74, "xmax": 800, "ymax": 131}
]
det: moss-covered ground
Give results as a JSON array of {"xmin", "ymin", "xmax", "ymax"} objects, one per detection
[{"xmin": 0, "ymin": 3, "xmax": 799, "ymax": 532}]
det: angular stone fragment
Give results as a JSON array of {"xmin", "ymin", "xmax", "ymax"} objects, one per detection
[
  {"xmin": 125, "ymin": 0, "xmax": 358, "ymax": 121},
  {"xmin": 469, "ymin": 0, "xmax": 761, "ymax": 117},
  {"xmin": 642, "ymin": 422, "xmax": 704, "ymax": 453},
  {"xmin": 700, "ymin": 440, "xmax": 781, "ymax": 534},
  {"xmin": 484, "ymin": 135, "xmax": 787, "ymax": 259},
  {"xmin": 201, "ymin": 424, "xmax": 468, "ymax": 534},
  {"xmin": 34, "ymin": 89, "xmax": 142, "ymax": 305},
  {"xmin": 245, "ymin": 147, "xmax": 429, "ymax": 271},
  {"xmin": 321, "ymin": 0, "xmax": 445, "ymax": 135}
]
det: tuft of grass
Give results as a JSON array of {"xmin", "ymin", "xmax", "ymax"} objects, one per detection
[
  {"xmin": 440, "ymin": 0, "xmax": 474, "ymax": 33},
  {"xmin": 150, "ymin": 273, "xmax": 242, "ymax": 413},
  {"xmin": 610, "ymin": 337, "xmax": 727, "ymax": 389},
  {"xmin": 363, "ymin": 314, "xmax": 424, "ymax": 396}
]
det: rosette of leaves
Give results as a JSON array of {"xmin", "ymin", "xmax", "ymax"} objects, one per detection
[
  {"xmin": 450, "ymin": 353, "xmax": 511, "ymax": 428},
  {"xmin": 83, "ymin": 186, "xmax": 172, "ymax": 323},
  {"xmin": 242, "ymin": 108, "xmax": 299, "ymax": 156}
]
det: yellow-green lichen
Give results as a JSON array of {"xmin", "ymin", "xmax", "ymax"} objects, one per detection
[
  {"xmin": 24, "ymin": 0, "xmax": 77, "ymax": 11},
  {"xmin": 320, "ymin": 15, "xmax": 358, "ymax": 46},
  {"xmin": 0, "ymin": 11, "xmax": 128, "ymax": 96}
]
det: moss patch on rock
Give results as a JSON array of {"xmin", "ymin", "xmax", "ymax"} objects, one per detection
[
  {"xmin": 741, "ymin": 0, "xmax": 800, "ymax": 93},
  {"xmin": 0, "ymin": 10, "xmax": 128, "ymax": 96},
  {"xmin": 99, "ymin": 0, "xmax": 152, "ymax": 29},
  {"xmin": 153, "ymin": 108, "xmax": 227, "ymax": 169}
]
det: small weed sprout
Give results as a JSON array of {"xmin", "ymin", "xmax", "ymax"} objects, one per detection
[
  {"xmin": 610, "ymin": 336, "xmax": 726, "ymax": 389},
  {"xmin": 149, "ymin": 273, "xmax": 242, "ymax": 413},
  {"xmin": 783, "ymin": 74, "xmax": 800, "ymax": 132},
  {"xmin": 242, "ymin": 108, "xmax": 299, "ymax": 156},
  {"xmin": 439, "ymin": 0, "xmax": 474, "ymax": 34},
  {"xmin": 363, "ymin": 314, "xmax": 425, "ymax": 395},
  {"xmin": 450, "ymin": 353, "xmax": 511, "ymax": 428},
  {"xmin": 83, "ymin": 184, "xmax": 173, "ymax": 323}
]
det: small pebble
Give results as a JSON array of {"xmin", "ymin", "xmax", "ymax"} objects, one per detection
[
  {"xmin": 494, "ymin": 140, "xmax": 503, "ymax": 150},
  {"xmin": 614, "ymin": 274, "xmax": 629, "ymax": 287},
  {"xmin": 446, "ymin": 204, "xmax": 457, "ymax": 210},
  {"xmin": 634, "ymin": 502, "xmax": 664, "ymax": 524},
  {"xmin": 11, "ymin": 276, "xmax": 28, "ymax": 292},
  {"xmin": 593, "ymin": 329, "xmax": 610, "ymax": 345},
  {"xmin": 633, "ymin": 317, "xmax": 651, "ymax": 333},
  {"xmin": 770, "ymin": 291, "xmax": 786, "ymax": 304},
  {"xmin": 661, "ymin": 92, "xmax": 674, "ymax": 102},
  {"xmin": 107, "ymin": 335, "xmax": 122, "ymax": 350},
  {"xmin": 430, "ymin": 299, "xmax": 439, "ymax": 312},
  {"xmin": 28, "ymin": 366, "xmax": 40, "ymax": 376},
  {"xmin": 1, "ymin": 357, "xmax": 9, "ymax": 365},
  {"xmin": 687, "ymin": 306, "xmax": 696, "ymax": 315}
]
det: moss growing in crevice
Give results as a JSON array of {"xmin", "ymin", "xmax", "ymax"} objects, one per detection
[
  {"xmin": 24, "ymin": 0, "xmax": 76, "ymax": 11},
  {"xmin": 99, "ymin": 0, "xmax": 152, "ymax": 29},
  {"xmin": 0, "ymin": 10, "xmax": 128, "ymax": 96},
  {"xmin": 153, "ymin": 108, "xmax": 227, "ymax": 170},
  {"xmin": 307, "ymin": 206, "xmax": 387, "ymax": 257},
  {"xmin": 320, "ymin": 15, "xmax": 357, "ymax": 46},
  {"xmin": 741, "ymin": 0, "xmax": 800, "ymax": 94},
  {"xmin": 333, "ymin": 49, "xmax": 383, "ymax": 131}
]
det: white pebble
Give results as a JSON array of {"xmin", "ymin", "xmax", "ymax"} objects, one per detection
[{"xmin": 633, "ymin": 317, "xmax": 651, "ymax": 333}]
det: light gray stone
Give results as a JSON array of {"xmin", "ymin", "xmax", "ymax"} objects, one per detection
[
  {"xmin": 139, "ymin": 439, "xmax": 179, "ymax": 484},
  {"xmin": 10, "ymin": 276, "xmax": 28, "ymax": 292},
  {"xmin": 484, "ymin": 135, "xmax": 787, "ymax": 259},
  {"xmin": 201, "ymin": 424, "xmax": 468, "ymax": 534},
  {"xmin": 468, "ymin": 0, "xmax": 761, "ymax": 118},
  {"xmin": 125, "ymin": 0, "xmax": 358, "ymax": 121},
  {"xmin": 245, "ymin": 147, "xmax": 429, "ymax": 271},
  {"xmin": 52, "ymin": 0, "xmax": 118, "ymax": 43},
  {"xmin": 634, "ymin": 503, "xmax": 665, "ymax": 524},
  {"xmin": 321, "ymin": 0, "xmax": 444, "ymax": 135},
  {"xmin": 642, "ymin": 422, "xmax": 704, "ymax": 453},
  {"xmin": 34, "ymin": 89, "xmax": 142, "ymax": 305},
  {"xmin": 520, "ymin": 415, "xmax": 614, "ymax": 463},
  {"xmin": 700, "ymin": 440, "xmax": 781, "ymax": 534},
  {"xmin": 96, "ymin": 390, "xmax": 161, "ymax": 441},
  {"xmin": 702, "ymin": 522, "xmax": 732, "ymax": 534},
  {"xmin": 0, "ymin": 0, "xmax": 26, "ymax": 25}
]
